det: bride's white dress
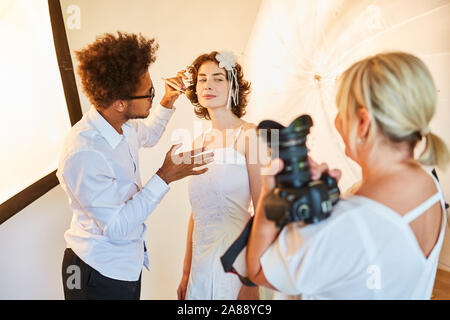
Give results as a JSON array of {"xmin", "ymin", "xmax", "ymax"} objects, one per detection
[{"xmin": 186, "ymin": 126, "xmax": 252, "ymax": 299}]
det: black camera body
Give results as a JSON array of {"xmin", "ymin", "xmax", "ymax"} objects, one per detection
[{"xmin": 257, "ymin": 115, "xmax": 340, "ymax": 228}]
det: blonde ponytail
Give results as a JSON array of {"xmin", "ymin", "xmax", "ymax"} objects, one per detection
[{"xmin": 419, "ymin": 132, "xmax": 450, "ymax": 170}]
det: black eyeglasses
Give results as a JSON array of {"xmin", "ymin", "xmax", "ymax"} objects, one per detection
[{"xmin": 127, "ymin": 86, "xmax": 155, "ymax": 102}]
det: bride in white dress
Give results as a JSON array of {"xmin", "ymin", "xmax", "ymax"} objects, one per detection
[{"xmin": 177, "ymin": 51, "xmax": 266, "ymax": 300}]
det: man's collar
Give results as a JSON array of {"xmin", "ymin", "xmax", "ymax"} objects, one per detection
[{"xmin": 88, "ymin": 106, "xmax": 130, "ymax": 149}]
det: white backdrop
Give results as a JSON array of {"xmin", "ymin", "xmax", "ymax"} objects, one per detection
[{"xmin": 0, "ymin": 0, "xmax": 71, "ymax": 206}]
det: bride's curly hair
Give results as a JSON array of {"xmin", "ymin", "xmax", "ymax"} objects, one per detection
[{"xmin": 186, "ymin": 51, "xmax": 251, "ymax": 120}]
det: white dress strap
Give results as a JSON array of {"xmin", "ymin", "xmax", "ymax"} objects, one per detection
[
  {"xmin": 200, "ymin": 130, "xmax": 209, "ymax": 148},
  {"xmin": 232, "ymin": 125, "xmax": 244, "ymax": 147},
  {"xmin": 403, "ymin": 170, "xmax": 446, "ymax": 224},
  {"xmin": 402, "ymin": 193, "xmax": 441, "ymax": 224}
]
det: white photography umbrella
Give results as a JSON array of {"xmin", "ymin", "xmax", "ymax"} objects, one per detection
[{"xmin": 243, "ymin": 0, "xmax": 450, "ymax": 194}]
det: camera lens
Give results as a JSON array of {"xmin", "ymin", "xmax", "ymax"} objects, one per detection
[{"xmin": 274, "ymin": 115, "xmax": 312, "ymax": 188}]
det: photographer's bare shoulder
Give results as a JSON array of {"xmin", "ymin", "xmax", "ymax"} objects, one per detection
[{"xmin": 356, "ymin": 164, "xmax": 442, "ymax": 258}]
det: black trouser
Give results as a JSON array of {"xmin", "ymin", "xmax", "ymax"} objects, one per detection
[{"xmin": 62, "ymin": 248, "xmax": 141, "ymax": 300}]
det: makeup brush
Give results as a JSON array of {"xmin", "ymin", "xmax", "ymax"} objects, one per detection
[{"xmin": 162, "ymin": 77, "xmax": 186, "ymax": 94}]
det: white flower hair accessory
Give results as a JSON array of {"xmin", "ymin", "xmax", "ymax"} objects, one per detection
[
  {"xmin": 215, "ymin": 51, "xmax": 236, "ymax": 71},
  {"xmin": 215, "ymin": 51, "xmax": 239, "ymax": 110}
]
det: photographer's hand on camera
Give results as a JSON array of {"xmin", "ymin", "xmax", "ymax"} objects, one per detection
[
  {"xmin": 247, "ymin": 156, "xmax": 341, "ymax": 287},
  {"xmin": 259, "ymin": 157, "xmax": 341, "ymax": 206},
  {"xmin": 308, "ymin": 157, "xmax": 342, "ymax": 182},
  {"xmin": 157, "ymin": 144, "xmax": 214, "ymax": 185}
]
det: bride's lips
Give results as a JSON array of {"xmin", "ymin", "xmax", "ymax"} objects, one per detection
[{"xmin": 202, "ymin": 95, "xmax": 216, "ymax": 100}]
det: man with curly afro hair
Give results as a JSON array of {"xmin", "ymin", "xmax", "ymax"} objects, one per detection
[{"xmin": 57, "ymin": 32, "xmax": 213, "ymax": 300}]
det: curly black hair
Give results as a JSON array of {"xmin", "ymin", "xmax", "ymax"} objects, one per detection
[
  {"xmin": 186, "ymin": 51, "xmax": 251, "ymax": 120},
  {"xmin": 75, "ymin": 32, "xmax": 159, "ymax": 109}
]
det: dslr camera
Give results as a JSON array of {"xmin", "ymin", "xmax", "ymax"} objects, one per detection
[{"xmin": 257, "ymin": 115, "xmax": 340, "ymax": 228}]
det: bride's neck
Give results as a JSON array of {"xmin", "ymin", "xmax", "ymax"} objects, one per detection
[{"xmin": 208, "ymin": 107, "xmax": 242, "ymax": 131}]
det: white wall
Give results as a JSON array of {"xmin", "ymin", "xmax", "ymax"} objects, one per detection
[
  {"xmin": 0, "ymin": 186, "xmax": 71, "ymax": 299},
  {"xmin": 0, "ymin": 0, "xmax": 262, "ymax": 299}
]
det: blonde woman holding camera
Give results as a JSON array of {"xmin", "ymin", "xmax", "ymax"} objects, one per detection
[{"xmin": 247, "ymin": 52, "xmax": 449, "ymax": 299}]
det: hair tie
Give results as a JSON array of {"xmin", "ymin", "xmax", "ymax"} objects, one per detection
[{"xmin": 421, "ymin": 128, "xmax": 430, "ymax": 136}]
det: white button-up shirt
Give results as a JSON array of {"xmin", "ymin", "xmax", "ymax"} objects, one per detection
[{"xmin": 57, "ymin": 104, "xmax": 175, "ymax": 281}]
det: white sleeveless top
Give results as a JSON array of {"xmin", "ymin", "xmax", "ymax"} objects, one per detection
[
  {"xmin": 186, "ymin": 126, "xmax": 252, "ymax": 300},
  {"xmin": 261, "ymin": 169, "xmax": 447, "ymax": 299}
]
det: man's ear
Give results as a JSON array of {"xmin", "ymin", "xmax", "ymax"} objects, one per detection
[
  {"xmin": 356, "ymin": 107, "xmax": 371, "ymax": 139},
  {"xmin": 111, "ymin": 100, "xmax": 127, "ymax": 113}
]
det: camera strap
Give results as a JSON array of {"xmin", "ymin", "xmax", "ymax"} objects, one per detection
[
  {"xmin": 220, "ymin": 217, "xmax": 257, "ymax": 287},
  {"xmin": 432, "ymin": 168, "xmax": 449, "ymax": 209}
]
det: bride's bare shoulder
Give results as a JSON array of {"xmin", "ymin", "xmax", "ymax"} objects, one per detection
[
  {"xmin": 242, "ymin": 121, "xmax": 257, "ymax": 130},
  {"xmin": 240, "ymin": 121, "xmax": 258, "ymax": 137}
]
